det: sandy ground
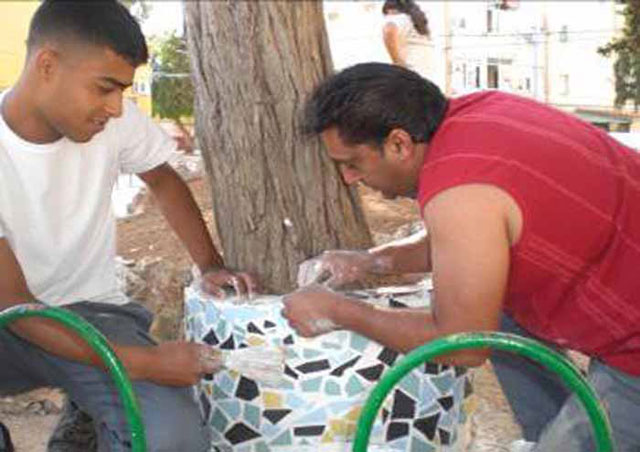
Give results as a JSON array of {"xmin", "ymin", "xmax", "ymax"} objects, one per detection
[{"xmin": 2, "ymin": 180, "xmax": 522, "ymax": 451}]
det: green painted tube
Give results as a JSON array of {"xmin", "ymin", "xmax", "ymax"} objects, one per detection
[
  {"xmin": 353, "ymin": 332, "xmax": 613, "ymax": 452},
  {"xmin": 0, "ymin": 304, "xmax": 147, "ymax": 452}
]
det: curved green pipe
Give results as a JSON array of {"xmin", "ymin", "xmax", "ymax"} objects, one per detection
[
  {"xmin": 0, "ymin": 304, "xmax": 146, "ymax": 452},
  {"xmin": 353, "ymin": 332, "xmax": 613, "ymax": 452}
]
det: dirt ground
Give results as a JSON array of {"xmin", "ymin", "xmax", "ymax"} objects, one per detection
[{"xmin": 2, "ymin": 179, "xmax": 522, "ymax": 451}]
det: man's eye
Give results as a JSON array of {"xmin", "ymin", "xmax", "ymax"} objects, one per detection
[{"xmin": 98, "ymin": 85, "xmax": 114, "ymax": 94}]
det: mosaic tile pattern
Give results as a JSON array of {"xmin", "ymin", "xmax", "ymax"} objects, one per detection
[{"xmin": 184, "ymin": 284, "xmax": 471, "ymax": 452}]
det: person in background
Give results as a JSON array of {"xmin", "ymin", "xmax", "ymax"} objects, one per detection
[
  {"xmin": 283, "ymin": 62, "xmax": 640, "ymax": 452},
  {"xmin": 382, "ymin": 0, "xmax": 433, "ymax": 79},
  {"xmin": 0, "ymin": 1, "xmax": 256, "ymax": 450}
]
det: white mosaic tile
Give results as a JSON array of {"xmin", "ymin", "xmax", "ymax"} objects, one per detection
[{"xmin": 185, "ymin": 284, "xmax": 471, "ymax": 452}]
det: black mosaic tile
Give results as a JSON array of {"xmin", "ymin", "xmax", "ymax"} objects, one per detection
[
  {"xmin": 296, "ymin": 359, "xmax": 331, "ymax": 374},
  {"xmin": 391, "ymin": 389, "xmax": 415, "ymax": 419},
  {"xmin": 378, "ymin": 347, "xmax": 399, "ymax": 366},
  {"xmin": 239, "ymin": 343, "xmax": 248, "ymax": 349},
  {"xmin": 220, "ymin": 335, "xmax": 235, "ymax": 350},
  {"xmin": 284, "ymin": 364, "xmax": 298, "ymax": 380},
  {"xmin": 382, "ymin": 408, "xmax": 390, "ymax": 424},
  {"xmin": 356, "ymin": 364, "xmax": 385, "ymax": 382},
  {"xmin": 414, "ymin": 413, "xmax": 440, "ymax": 441},
  {"xmin": 389, "ymin": 298, "xmax": 409, "ymax": 308},
  {"xmin": 224, "ymin": 422, "xmax": 260, "ymax": 445},
  {"xmin": 439, "ymin": 428, "xmax": 451, "ymax": 445},
  {"xmin": 283, "ymin": 334, "xmax": 294, "ymax": 345},
  {"xmin": 263, "ymin": 409, "xmax": 291, "ymax": 425},
  {"xmin": 440, "ymin": 365, "xmax": 450, "ymax": 372},
  {"xmin": 293, "ymin": 425, "xmax": 325, "ymax": 436},
  {"xmin": 264, "ymin": 320, "xmax": 277, "ymax": 329},
  {"xmin": 386, "ymin": 422, "xmax": 409, "ymax": 441},
  {"xmin": 203, "ymin": 373, "xmax": 214, "ymax": 381},
  {"xmin": 423, "ymin": 362, "xmax": 440, "ymax": 374},
  {"xmin": 199, "ymin": 391, "xmax": 211, "ymax": 422},
  {"xmin": 247, "ymin": 322, "xmax": 264, "ymax": 335},
  {"xmin": 330, "ymin": 356, "xmax": 361, "ymax": 377},
  {"xmin": 236, "ymin": 376, "xmax": 260, "ymax": 401},
  {"xmin": 454, "ymin": 366, "xmax": 468, "ymax": 377},
  {"xmin": 203, "ymin": 328, "xmax": 219, "ymax": 346},
  {"xmin": 437, "ymin": 395, "xmax": 454, "ymax": 411}
]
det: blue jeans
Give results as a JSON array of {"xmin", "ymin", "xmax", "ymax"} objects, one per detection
[
  {"xmin": 491, "ymin": 315, "xmax": 640, "ymax": 451},
  {"xmin": 0, "ymin": 302, "xmax": 209, "ymax": 452}
]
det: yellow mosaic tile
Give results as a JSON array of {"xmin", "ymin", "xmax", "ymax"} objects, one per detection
[
  {"xmin": 247, "ymin": 335, "xmax": 266, "ymax": 346},
  {"xmin": 328, "ymin": 419, "xmax": 357, "ymax": 437},
  {"xmin": 262, "ymin": 391, "xmax": 283, "ymax": 409},
  {"xmin": 321, "ymin": 430, "xmax": 335, "ymax": 443},
  {"xmin": 328, "ymin": 419, "xmax": 348, "ymax": 437},
  {"xmin": 345, "ymin": 406, "xmax": 362, "ymax": 422}
]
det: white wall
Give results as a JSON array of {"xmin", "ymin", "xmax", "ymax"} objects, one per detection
[{"xmin": 323, "ymin": 1, "xmax": 622, "ymax": 112}]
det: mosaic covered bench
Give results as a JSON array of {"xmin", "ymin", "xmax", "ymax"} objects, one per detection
[{"xmin": 184, "ymin": 284, "xmax": 472, "ymax": 452}]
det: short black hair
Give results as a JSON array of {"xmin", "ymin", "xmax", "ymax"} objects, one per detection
[
  {"xmin": 304, "ymin": 63, "xmax": 448, "ymax": 147},
  {"xmin": 27, "ymin": 0, "xmax": 148, "ymax": 67}
]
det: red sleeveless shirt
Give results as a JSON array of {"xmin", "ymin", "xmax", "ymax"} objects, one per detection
[{"xmin": 418, "ymin": 91, "xmax": 640, "ymax": 375}]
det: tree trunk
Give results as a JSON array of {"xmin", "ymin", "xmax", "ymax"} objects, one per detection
[{"xmin": 185, "ymin": 1, "xmax": 372, "ymax": 293}]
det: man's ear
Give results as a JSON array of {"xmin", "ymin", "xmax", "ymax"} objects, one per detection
[
  {"xmin": 33, "ymin": 47, "xmax": 60, "ymax": 83},
  {"xmin": 384, "ymin": 128, "xmax": 416, "ymax": 162}
]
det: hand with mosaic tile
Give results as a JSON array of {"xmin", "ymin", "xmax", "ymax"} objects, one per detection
[
  {"xmin": 297, "ymin": 250, "xmax": 380, "ymax": 288},
  {"xmin": 282, "ymin": 285, "xmax": 343, "ymax": 336},
  {"xmin": 298, "ymin": 230, "xmax": 432, "ymax": 290},
  {"xmin": 134, "ymin": 341, "xmax": 224, "ymax": 386},
  {"xmin": 200, "ymin": 266, "xmax": 258, "ymax": 300}
]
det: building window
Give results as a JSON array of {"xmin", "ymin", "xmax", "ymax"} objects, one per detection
[
  {"xmin": 560, "ymin": 74, "xmax": 569, "ymax": 95},
  {"xmin": 525, "ymin": 77, "xmax": 531, "ymax": 91},
  {"xmin": 488, "ymin": 64, "xmax": 499, "ymax": 89},
  {"xmin": 560, "ymin": 25, "xmax": 568, "ymax": 43},
  {"xmin": 487, "ymin": 9, "xmax": 494, "ymax": 33},
  {"xmin": 475, "ymin": 67, "xmax": 481, "ymax": 88}
]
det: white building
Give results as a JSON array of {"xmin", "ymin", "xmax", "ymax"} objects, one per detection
[{"xmin": 324, "ymin": 0, "xmax": 637, "ymax": 131}]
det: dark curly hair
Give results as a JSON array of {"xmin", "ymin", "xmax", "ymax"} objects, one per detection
[{"xmin": 383, "ymin": 0, "xmax": 430, "ymax": 37}]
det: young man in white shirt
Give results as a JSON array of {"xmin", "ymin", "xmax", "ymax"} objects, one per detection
[{"xmin": 0, "ymin": 1, "xmax": 255, "ymax": 450}]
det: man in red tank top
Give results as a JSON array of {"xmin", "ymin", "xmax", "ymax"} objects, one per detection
[{"xmin": 282, "ymin": 63, "xmax": 640, "ymax": 451}]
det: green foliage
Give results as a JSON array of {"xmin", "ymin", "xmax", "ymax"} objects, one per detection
[
  {"xmin": 150, "ymin": 32, "xmax": 194, "ymax": 122},
  {"xmin": 598, "ymin": 0, "xmax": 640, "ymax": 109}
]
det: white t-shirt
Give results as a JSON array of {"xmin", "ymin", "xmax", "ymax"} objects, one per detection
[
  {"xmin": 0, "ymin": 93, "xmax": 175, "ymax": 306},
  {"xmin": 384, "ymin": 14, "xmax": 434, "ymax": 79}
]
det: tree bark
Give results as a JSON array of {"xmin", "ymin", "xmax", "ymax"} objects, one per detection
[{"xmin": 185, "ymin": 1, "xmax": 372, "ymax": 293}]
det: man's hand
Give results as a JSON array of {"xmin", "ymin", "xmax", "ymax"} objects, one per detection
[
  {"xmin": 297, "ymin": 250, "xmax": 388, "ymax": 289},
  {"xmin": 139, "ymin": 342, "xmax": 223, "ymax": 387},
  {"xmin": 201, "ymin": 267, "xmax": 258, "ymax": 299},
  {"xmin": 282, "ymin": 285, "xmax": 343, "ymax": 337}
]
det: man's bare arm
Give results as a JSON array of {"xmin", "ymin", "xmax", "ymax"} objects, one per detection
[
  {"xmin": 285, "ymin": 184, "xmax": 514, "ymax": 366},
  {"xmin": 0, "ymin": 238, "xmax": 154, "ymax": 380}
]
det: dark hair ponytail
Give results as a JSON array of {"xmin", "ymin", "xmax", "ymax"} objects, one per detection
[{"xmin": 382, "ymin": 0, "xmax": 430, "ymax": 37}]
